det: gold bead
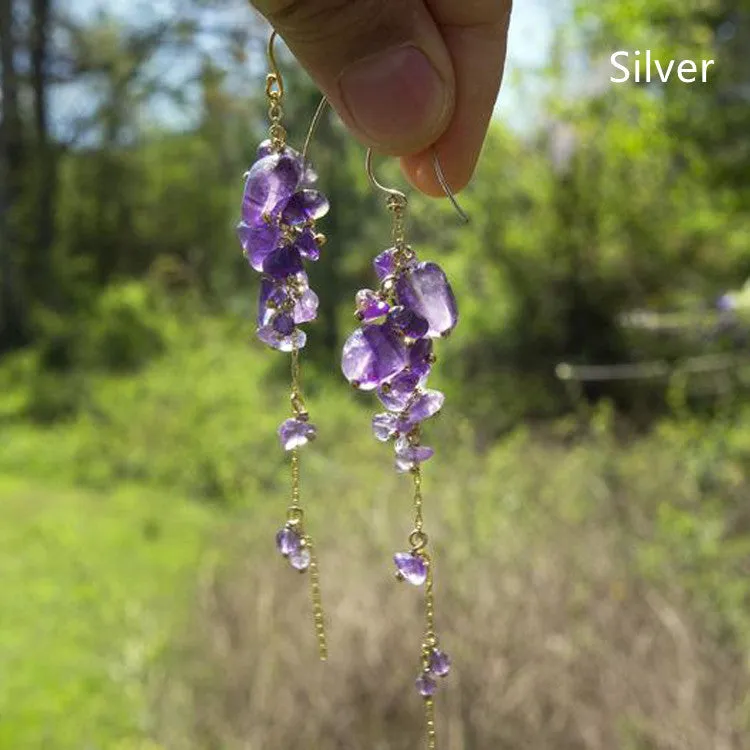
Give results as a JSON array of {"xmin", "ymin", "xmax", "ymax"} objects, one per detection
[{"xmin": 314, "ymin": 233, "xmax": 327, "ymax": 246}]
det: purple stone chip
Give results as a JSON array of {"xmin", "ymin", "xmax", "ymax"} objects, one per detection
[
  {"xmin": 295, "ymin": 228, "xmax": 321, "ymax": 261},
  {"xmin": 356, "ymin": 289, "xmax": 390, "ymax": 321},
  {"xmin": 281, "ymin": 189, "xmax": 330, "ymax": 225},
  {"xmin": 272, "ymin": 313, "xmax": 295, "ymax": 336},
  {"xmin": 409, "ymin": 338, "xmax": 434, "ymax": 378},
  {"xmin": 293, "ymin": 288, "xmax": 319, "ymax": 324},
  {"xmin": 377, "ymin": 370, "xmax": 420, "ymax": 411},
  {"xmin": 238, "ymin": 220, "xmax": 281, "ymax": 272},
  {"xmin": 429, "ymin": 649, "xmax": 452, "ymax": 677},
  {"xmin": 415, "ymin": 673, "xmax": 437, "ymax": 697},
  {"xmin": 373, "ymin": 247, "xmax": 415, "ymax": 280},
  {"xmin": 262, "ymin": 245, "xmax": 304, "ymax": 279},
  {"xmin": 242, "ymin": 153, "xmax": 302, "ymax": 226},
  {"xmin": 341, "ymin": 324, "xmax": 408, "ymax": 390},
  {"xmin": 289, "ymin": 547, "xmax": 311, "ymax": 571},
  {"xmin": 276, "ymin": 526, "xmax": 301, "ymax": 556},
  {"xmin": 396, "ymin": 262, "xmax": 458, "ymax": 338},
  {"xmin": 278, "ymin": 418, "xmax": 317, "ymax": 451},
  {"xmin": 257, "ymin": 325, "xmax": 306, "ymax": 352},
  {"xmin": 395, "ymin": 435, "xmax": 434, "ymax": 465},
  {"xmin": 394, "ymin": 552, "xmax": 428, "ymax": 586},
  {"xmin": 387, "ymin": 306, "xmax": 429, "ymax": 340},
  {"xmin": 403, "ymin": 389, "xmax": 445, "ymax": 427},
  {"xmin": 372, "ymin": 412, "xmax": 399, "ymax": 442}
]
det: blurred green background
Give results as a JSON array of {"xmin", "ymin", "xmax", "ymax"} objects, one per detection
[{"xmin": 3, "ymin": 0, "xmax": 750, "ymax": 748}]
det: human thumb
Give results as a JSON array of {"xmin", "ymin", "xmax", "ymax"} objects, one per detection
[{"xmin": 253, "ymin": 0, "xmax": 455, "ymax": 155}]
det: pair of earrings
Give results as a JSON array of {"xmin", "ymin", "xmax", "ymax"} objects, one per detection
[{"xmin": 237, "ymin": 31, "xmax": 464, "ymax": 749}]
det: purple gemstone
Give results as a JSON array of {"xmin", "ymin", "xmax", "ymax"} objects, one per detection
[
  {"xmin": 377, "ymin": 370, "xmax": 420, "ymax": 411},
  {"xmin": 276, "ymin": 526, "xmax": 301, "ymax": 556},
  {"xmin": 256, "ymin": 139, "xmax": 275, "ymax": 160},
  {"xmin": 238, "ymin": 220, "xmax": 281, "ymax": 271},
  {"xmin": 415, "ymin": 673, "xmax": 437, "ymax": 697},
  {"xmin": 242, "ymin": 153, "xmax": 302, "ymax": 226},
  {"xmin": 257, "ymin": 325, "xmax": 306, "ymax": 352},
  {"xmin": 372, "ymin": 412, "xmax": 399, "ymax": 442},
  {"xmin": 262, "ymin": 245, "xmax": 304, "ymax": 279},
  {"xmin": 409, "ymin": 338, "xmax": 434, "ymax": 378},
  {"xmin": 404, "ymin": 389, "xmax": 445, "ymax": 426},
  {"xmin": 280, "ymin": 189, "xmax": 330, "ymax": 225},
  {"xmin": 278, "ymin": 418, "xmax": 317, "ymax": 451},
  {"xmin": 395, "ymin": 435, "xmax": 434, "ymax": 464},
  {"xmin": 429, "ymin": 649, "xmax": 452, "ymax": 677},
  {"xmin": 258, "ymin": 278, "xmax": 289, "ymax": 326},
  {"xmin": 373, "ymin": 247, "xmax": 415, "ymax": 280},
  {"xmin": 397, "ymin": 262, "xmax": 458, "ymax": 338},
  {"xmin": 394, "ymin": 552, "xmax": 427, "ymax": 586},
  {"xmin": 387, "ymin": 306, "xmax": 429, "ymax": 339},
  {"xmin": 293, "ymin": 288, "xmax": 319, "ymax": 324},
  {"xmin": 272, "ymin": 313, "xmax": 295, "ymax": 336},
  {"xmin": 341, "ymin": 324, "xmax": 408, "ymax": 390},
  {"xmin": 296, "ymin": 228, "xmax": 320, "ymax": 261},
  {"xmin": 356, "ymin": 289, "xmax": 390, "ymax": 321},
  {"xmin": 289, "ymin": 547, "xmax": 311, "ymax": 571}
]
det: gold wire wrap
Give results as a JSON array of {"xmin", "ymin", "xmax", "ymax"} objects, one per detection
[
  {"xmin": 288, "ymin": 347, "xmax": 328, "ymax": 661},
  {"xmin": 266, "ymin": 31, "xmax": 287, "ymax": 149}
]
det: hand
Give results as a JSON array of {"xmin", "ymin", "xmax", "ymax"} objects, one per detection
[{"xmin": 252, "ymin": 0, "xmax": 512, "ymax": 196}]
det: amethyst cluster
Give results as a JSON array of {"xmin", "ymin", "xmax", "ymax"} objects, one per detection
[
  {"xmin": 341, "ymin": 246, "xmax": 458, "ymax": 473},
  {"xmin": 238, "ymin": 139, "xmax": 329, "ymax": 352}
]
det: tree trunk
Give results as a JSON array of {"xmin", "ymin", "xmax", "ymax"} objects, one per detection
[
  {"xmin": 31, "ymin": 0, "xmax": 57, "ymax": 298},
  {"xmin": 0, "ymin": 0, "xmax": 28, "ymax": 351}
]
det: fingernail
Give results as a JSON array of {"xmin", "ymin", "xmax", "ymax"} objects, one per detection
[{"xmin": 339, "ymin": 45, "xmax": 449, "ymax": 148}]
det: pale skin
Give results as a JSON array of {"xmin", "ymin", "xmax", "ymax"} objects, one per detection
[{"xmin": 251, "ymin": 0, "xmax": 513, "ymax": 196}]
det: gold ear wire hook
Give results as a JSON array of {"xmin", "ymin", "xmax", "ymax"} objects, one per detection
[
  {"xmin": 365, "ymin": 148, "xmax": 470, "ymax": 224},
  {"xmin": 266, "ymin": 30, "xmax": 284, "ymax": 98},
  {"xmin": 365, "ymin": 148, "xmax": 408, "ymax": 203}
]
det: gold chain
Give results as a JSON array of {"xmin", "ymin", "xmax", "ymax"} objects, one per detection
[
  {"xmin": 287, "ymin": 347, "xmax": 327, "ymax": 660},
  {"xmin": 265, "ymin": 73, "xmax": 287, "ymax": 150}
]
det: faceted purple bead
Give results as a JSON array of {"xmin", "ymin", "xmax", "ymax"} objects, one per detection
[
  {"xmin": 257, "ymin": 325, "xmax": 306, "ymax": 352},
  {"xmin": 403, "ymin": 389, "xmax": 445, "ymax": 427},
  {"xmin": 387, "ymin": 306, "xmax": 429, "ymax": 339},
  {"xmin": 377, "ymin": 370, "xmax": 420, "ymax": 411},
  {"xmin": 293, "ymin": 288, "xmax": 319, "ymax": 324},
  {"xmin": 356, "ymin": 289, "xmax": 390, "ymax": 321},
  {"xmin": 394, "ymin": 552, "xmax": 427, "ymax": 586},
  {"xmin": 278, "ymin": 418, "xmax": 317, "ymax": 451},
  {"xmin": 238, "ymin": 220, "xmax": 281, "ymax": 272},
  {"xmin": 289, "ymin": 547, "xmax": 311, "ymax": 571},
  {"xmin": 416, "ymin": 673, "xmax": 437, "ymax": 697},
  {"xmin": 372, "ymin": 412, "xmax": 399, "ymax": 442},
  {"xmin": 295, "ymin": 228, "xmax": 320, "ymax": 261},
  {"xmin": 280, "ymin": 189, "xmax": 330, "ymax": 225},
  {"xmin": 429, "ymin": 649, "xmax": 452, "ymax": 678},
  {"xmin": 262, "ymin": 245, "xmax": 304, "ymax": 279},
  {"xmin": 256, "ymin": 139, "xmax": 276, "ymax": 160},
  {"xmin": 409, "ymin": 338, "xmax": 434, "ymax": 378},
  {"xmin": 242, "ymin": 153, "xmax": 301, "ymax": 226},
  {"xmin": 396, "ymin": 262, "xmax": 459, "ymax": 338},
  {"xmin": 341, "ymin": 324, "xmax": 408, "ymax": 390},
  {"xmin": 276, "ymin": 526, "xmax": 301, "ymax": 556}
]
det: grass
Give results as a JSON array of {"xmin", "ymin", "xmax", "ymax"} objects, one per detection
[
  {"xmin": 0, "ymin": 475, "xmax": 223, "ymax": 749},
  {"xmin": 2, "ymin": 315, "xmax": 750, "ymax": 748}
]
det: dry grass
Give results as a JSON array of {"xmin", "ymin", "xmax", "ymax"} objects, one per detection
[{"xmin": 154, "ymin": 429, "xmax": 750, "ymax": 749}]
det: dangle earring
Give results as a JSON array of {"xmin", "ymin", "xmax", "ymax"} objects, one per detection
[
  {"xmin": 341, "ymin": 150, "xmax": 467, "ymax": 747},
  {"xmin": 236, "ymin": 32, "xmax": 330, "ymax": 660}
]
